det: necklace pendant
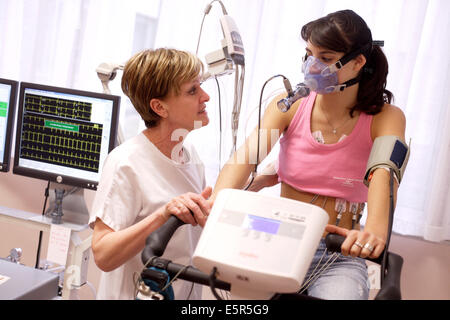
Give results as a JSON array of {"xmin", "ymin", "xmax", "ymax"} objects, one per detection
[{"xmin": 332, "ymin": 129, "xmax": 337, "ymax": 134}]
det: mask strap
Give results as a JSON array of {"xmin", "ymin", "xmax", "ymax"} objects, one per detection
[
  {"xmin": 330, "ymin": 73, "xmax": 362, "ymax": 93},
  {"xmin": 326, "ymin": 43, "xmax": 372, "ymax": 74},
  {"xmin": 335, "ymin": 41, "xmax": 384, "ymax": 91}
]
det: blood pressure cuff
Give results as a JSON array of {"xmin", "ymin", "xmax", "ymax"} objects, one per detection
[{"xmin": 364, "ymin": 135, "xmax": 410, "ymax": 187}]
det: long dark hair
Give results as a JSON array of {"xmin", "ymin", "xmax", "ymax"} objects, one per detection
[{"xmin": 301, "ymin": 10, "xmax": 393, "ymax": 115}]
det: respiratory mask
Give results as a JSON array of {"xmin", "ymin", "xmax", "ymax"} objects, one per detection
[
  {"xmin": 301, "ymin": 42, "xmax": 372, "ymax": 94},
  {"xmin": 302, "ymin": 56, "xmax": 341, "ymax": 94},
  {"xmin": 277, "ymin": 41, "xmax": 382, "ymax": 112}
]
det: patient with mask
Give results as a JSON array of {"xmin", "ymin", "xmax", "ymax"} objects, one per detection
[
  {"xmin": 211, "ymin": 10, "xmax": 406, "ymax": 300},
  {"xmin": 89, "ymin": 48, "xmax": 212, "ymax": 300}
]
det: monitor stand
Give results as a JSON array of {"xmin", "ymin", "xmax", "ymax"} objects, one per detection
[
  {"xmin": 50, "ymin": 188, "xmax": 65, "ymax": 224},
  {"xmin": 28, "ymin": 184, "xmax": 90, "ymax": 232}
]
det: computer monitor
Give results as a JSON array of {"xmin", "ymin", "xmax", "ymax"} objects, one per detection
[
  {"xmin": 0, "ymin": 78, "xmax": 18, "ymax": 172},
  {"xmin": 13, "ymin": 82, "xmax": 120, "ymax": 190}
]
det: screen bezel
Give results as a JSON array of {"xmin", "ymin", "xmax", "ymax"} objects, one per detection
[
  {"xmin": 13, "ymin": 82, "xmax": 120, "ymax": 190},
  {"xmin": 0, "ymin": 78, "xmax": 18, "ymax": 172}
]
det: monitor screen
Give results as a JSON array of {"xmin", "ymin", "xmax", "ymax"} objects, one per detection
[
  {"xmin": 13, "ymin": 82, "xmax": 120, "ymax": 190},
  {"xmin": 0, "ymin": 78, "xmax": 18, "ymax": 172}
]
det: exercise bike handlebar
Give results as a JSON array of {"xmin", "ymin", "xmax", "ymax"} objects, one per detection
[
  {"xmin": 142, "ymin": 215, "xmax": 185, "ymax": 260},
  {"xmin": 141, "ymin": 215, "xmax": 231, "ymax": 291},
  {"xmin": 142, "ymin": 216, "xmax": 385, "ymax": 266},
  {"xmin": 141, "ymin": 216, "xmax": 398, "ymax": 300}
]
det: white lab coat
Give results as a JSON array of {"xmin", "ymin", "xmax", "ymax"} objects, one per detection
[{"xmin": 89, "ymin": 132, "xmax": 206, "ymax": 300}]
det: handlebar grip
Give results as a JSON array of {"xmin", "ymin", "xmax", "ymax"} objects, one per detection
[
  {"xmin": 325, "ymin": 233, "xmax": 385, "ymax": 265},
  {"xmin": 142, "ymin": 216, "xmax": 186, "ymax": 264},
  {"xmin": 324, "ymin": 233, "xmax": 345, "ymax": 253}
]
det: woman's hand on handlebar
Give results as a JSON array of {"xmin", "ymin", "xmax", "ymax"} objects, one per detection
[
  {"xmin": 163, "ymin": 186, "xmax": 213, "ymax": 227},
  {"xmin": 325, "ymin": 225, "xmax": 386, "ymax": 259}
]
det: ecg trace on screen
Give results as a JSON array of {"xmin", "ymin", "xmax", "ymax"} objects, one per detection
[
  {"xmin": 24, "ymin": 93, "xmax": 92, "ymax": 121},
  {"xmin": 19, "ymin": 93, "xmax": 103, "ymax": 173}
]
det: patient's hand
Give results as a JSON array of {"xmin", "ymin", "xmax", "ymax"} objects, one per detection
[
  {"xmin": 246, "ymin": 173, "xmax": 279, "ymax": 192},
  {"xmin": 325, "ymin": 225, "xmax": 386, "ymax": 259}
]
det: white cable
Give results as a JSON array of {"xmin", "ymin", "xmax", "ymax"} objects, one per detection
[
  {"xmin": 133, "ymin": 256, "xmax": 157, "ymax": 299},
  {"xmin": 211, "ymin": 0, "xmax": 228, "ymax": 15},
  {"xmin": 299, "ymin": 249, "xmax": 328, "ymax": 291},
  {"xmin": 85, "ymin": 281, "xmax": 97, "ymax": 299},
  {"xmin": 196, "ymin": 0, "xmax": 228, "ymax": 55},
  {"xmin": 303, "ymin": 253, "xmax": 340, "ymax": 292},
  {"xmin": 195, "ymin": 12, "xmax": 207, "ymax": 55},
  {"xmin": 243, "ymin": 87, "xmax": 284, "ymax": 138},
  {"xmin": 230, "ymin": 64, "xmax": 240, "ymax": 155},
  {"xmin": 230, "ymin": 64, "xmax": 245, "ymax": 156},
  {"xmin": 299, "ymin": 251, "xmax": 340, "ymax": 294}
]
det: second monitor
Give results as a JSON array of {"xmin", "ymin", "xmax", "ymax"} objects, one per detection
[
  {"xmin": 13, "ymin": 82, "xmax": 120, "ymax": 190},
  {"xmin": 0, "ymin": 78, "xmax": 18, "ymax": 172}
]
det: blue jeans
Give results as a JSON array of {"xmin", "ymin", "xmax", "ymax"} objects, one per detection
[{"xmin": 300, "ymin": 239, "xmax": 370, "ymax": 300}]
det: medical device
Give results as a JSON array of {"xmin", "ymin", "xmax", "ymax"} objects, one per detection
[
  {"xmin": 96, "ymin": 63, "xmax": 124, "ymax": 95},
  {"xmin": 302, "ymin": 49, "xmax": 365, "ymax": 95},
  {"xmin": 10, "ymin": 81, "xmax": 119, "ymax": 288},
  {"xmin": 197, "ymin": 0, "xmax": 245, "ymax": 156},
  {"xmin": 95, "ymin": 63, "xmax": 126, "ymax": 145},
  {"xmin": 5, "ymin": 248, "xmax": 22, "ymax": 264},
  {"xmin": 364, "ymin": 135, "xmax": 410, "ymax": 186},
  {"xmin": 192, "ymin": 189, "xmax": 328, "ymax": 299},
  {"xmin": 244, "ymin": 74, "xmax": 301, "ymax": 190},
  {"xmin": 0, "ymin": 259, "xmax": 59, "ymax": 300},
  {"xmin": 140, "ymin": 169, "xmax": 404, "ymax": 300},
  {"xmin": 0, "ymin": 78, "xmax": 18, "ymax": 172},
  {"xmin": 276, "ymin": 41, "xmax": 386, "ymax": 113},
  {"xmin": 277, "ymin": 82, "xmax": 310, "ymax": 113},
  {"xmin": 13, "ymin": 82, "xmax": 120, "ymax": 191}
]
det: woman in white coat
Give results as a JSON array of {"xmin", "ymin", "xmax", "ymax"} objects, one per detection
[{"xmin": 89, "ymin": 48, "xmax": 212, "ymax": 300}]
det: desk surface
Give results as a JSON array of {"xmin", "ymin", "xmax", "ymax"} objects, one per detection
[{"xmin": 0, "ymin": 205, "xmax": 88, "ymax": 232}]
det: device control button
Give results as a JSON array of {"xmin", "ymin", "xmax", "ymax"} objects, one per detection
[
  {"xmin": 252, "ymin": 231, "xmax": 261, "ymax": 239},
  {"xmin": 288, "ymin": 214, "xmax": 305, "ymax": 223},
  {"xmin": 242, "ymin": 229, "xmax": 250, "ymax": 237},
  {"xmin": 264, "ymin": 233, "xmax": 272, "ymax": 242},
  {"xmin": 278, "ymin": 223, "xmax": 306, "ymax": 239},
  {"xmin": 219, "ymin": 210, "xmax": 246, "ymax": 226}
]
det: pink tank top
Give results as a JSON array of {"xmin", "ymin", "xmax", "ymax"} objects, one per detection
[{"xmin": 277, "ymin": 92, "xmax": 373, "ymax": 203}]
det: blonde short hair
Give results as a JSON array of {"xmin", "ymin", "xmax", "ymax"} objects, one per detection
[{"xmin": 121, "ymin": 48, "xmax": 204, "ymax": 128}]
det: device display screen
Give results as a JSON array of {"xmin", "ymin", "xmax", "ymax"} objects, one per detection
[
  {"xmin": 17, "ymin": 88, "xmax": 114, "ymax": 181},
  {"xmin": 243, "ymin": 214, "xmax": 281, "ymax": 235},
  {"xmin": 0, "ymin": 84, "xmax": 12, "ymax": 162},
  {"xmin": 13, "ymin": 82, "xmax": 120, "ymax": 189},
  {"xmin": 0, "ymin": 79, "xmax": 17, "ymax": 172}
]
